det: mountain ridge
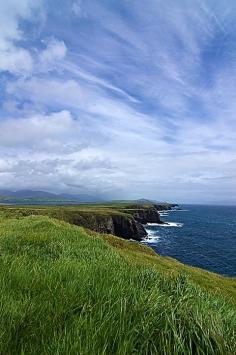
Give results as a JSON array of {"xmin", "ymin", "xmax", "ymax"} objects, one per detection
[{"xmin": 0, "ymin": 189, "xmax": 103, "ymax": 203}]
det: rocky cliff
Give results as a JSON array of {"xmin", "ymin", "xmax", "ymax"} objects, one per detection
[
  {"xmin": 126, "ymin": 206, "xmax": 163, "ymax": 224},
  {"xmin": 97, "ymin": 205, "xmax": 164, "ymax": 240},
  {"xmin": 68, "ymin": 205, "xmax": 164, "ymax": 241},
  {"xmin": 154, "ymin": 203, "xmax": 178, "ymax": 211},
  {"xmin": 63, "ymin": 205, "xmax": 163, "ymax": 241},
  {"xmin": 75, "ymin": 213, "xmax": 148, "ymax": 241},
  {"xmin": 1, "ymin": 204, "xmax": 166, "ymax": 242},
  {"xmin": 112, "ymin": 215, "xmax": 147, "ymax": 241}
]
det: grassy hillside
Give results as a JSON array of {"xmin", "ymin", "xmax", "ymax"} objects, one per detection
[
  {"xmin": 0, "ymin": 195, "xmax": 77, "ymax": 204},
  {"xmin": 0, "ymin": 202, "xmax": 170, "ymax": 228},
  {"xmin": 0, "ymin": 204, "xmax": 131, "ymax": 222},
  {"xmin": 0, "ymin": 205, "xmax": 130, "ymax": 235},
  {"xmin": 0, "ymin": 214, "xmax": 235, "ymax": 354}
]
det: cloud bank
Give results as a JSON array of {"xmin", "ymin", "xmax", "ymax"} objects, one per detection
[{"xmin": 0, "ymin": 0, "xmax": 236, "ymax": 204}]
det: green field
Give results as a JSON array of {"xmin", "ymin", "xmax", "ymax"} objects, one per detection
[{"xmin": 0, "ymin": 206, "xmax": 235, "ymax": 354}]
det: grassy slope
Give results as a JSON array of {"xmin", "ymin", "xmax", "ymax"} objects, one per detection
[
  {"xmin": 0, "ymin": 204, "xmax": 131, "ymax": 220},
  {"xmin": 0, "ymin": 215, "xmax": 235, "ymax": 354},
  {"xmin": 0, "ymin": 205, "xmax": 132, "ymax": 237},
  {"xmin": 0, "ymin": 205, "xmax": 235, "ymax": 303}
]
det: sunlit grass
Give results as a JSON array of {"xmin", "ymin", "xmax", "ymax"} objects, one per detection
[{"xmin": 0, "ymin": 215, "xmax": 235, "ymax": 354}]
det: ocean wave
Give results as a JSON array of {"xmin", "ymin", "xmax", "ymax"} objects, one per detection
[
  {"xmin": 141, "ymin": 230, "xmax": 161, "ymax": 244},
  {"xmin": 164, "ymin": 222, "xmax": 184, "ymax": 227},
  {"xmin": 146, "ymin": 222, "xmax": 184, "ymax": 228}
]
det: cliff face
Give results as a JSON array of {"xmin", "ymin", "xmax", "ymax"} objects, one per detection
[
  {"xmin": 3, "ymin": 204, "xmax": 164, "ymax": 242},
  {"xmin": 91, "ymin": 215, "xmax": 147, "ymax": 241},
  {"xmin": 66, "ymin": 212, "xmax": 147, "ymax": 241},
  {"xmin": 95, "ymin": 205, "xmax": 163, "ymax": 241},
  {"xmin": 68, "ymin": 206, "xmax": 161, "ymax": 241},
  {"xmin": 112, "ymin": 215, "xmax": 147, "ymax": 241},
  {"xmin": 129, "ymin": 207, "xmax": 163, "ymax": 224},
  {"xmin": 154, "ymin": 203, "xmax": 178, "ymax": 211}
]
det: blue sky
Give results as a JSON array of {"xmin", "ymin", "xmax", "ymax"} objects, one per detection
[{"xmin": 0, "ymin": 0, "xmax": 236, "ymax": 204}]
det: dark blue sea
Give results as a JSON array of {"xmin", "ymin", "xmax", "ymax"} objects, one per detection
[{"xmin": 143, "ymin": 205, "xmax": 236, "ymax": 277}]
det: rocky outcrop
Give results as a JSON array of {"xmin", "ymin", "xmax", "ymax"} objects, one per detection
[
  {"xmin": 112, "ymin": 215, "xmax": 147, "ymax": 241},
  {"xmin": 76, "ymin": 205, "xmax": 173, "ymax": 240},
  {"xmin": 124, "ymin": 206, "xmax": 163, "ymax": 224},
  {"xmin": 104, "ymin": 205, "xmax": 165, "ymax": 240},
  {"xmin": 93, "ymin": 214, "xmax": 148, "ymax": 241},
  {"xmin": 125, "ymin": 207, "xmax": 164, "ymax": 224},
  {"xmin": 154, "ymin": 203, "xmax": 178, "ymax": 211},
  {"xmin": 69, "ymin": 212, "xmax": 148, "ymax": 241},
  {"xmin": 100, "ymin": 205, "xmax": 166, "ymax": 240}
]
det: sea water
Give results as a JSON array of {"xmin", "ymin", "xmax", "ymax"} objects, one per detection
[{"xmin": 143, "ymin": 205, "xmax": 236, "ymax": 277}]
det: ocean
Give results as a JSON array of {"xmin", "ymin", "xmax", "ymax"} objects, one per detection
[{"xmin": 143, "ymin": 205, "xmax": 236, "ymax": 277}]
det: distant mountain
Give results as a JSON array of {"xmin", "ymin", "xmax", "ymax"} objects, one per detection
[
  {"xmin": 57, "ymin": 193, "xmax": 104, "ymax": 203},
  {"xmin": 0, "ymin": 190, "xmax": 60, "ymax": 199},
  {"xmin": 136, "ymin": 198, "xmax": 156, "ymax": 204},
  {"xmin": 0, "ymin": 190, "xmax": 103, "ymax": 203},
  {"xmin": 0, "ymin": 190, "xmax": 57, "ymax": 199},
  {"xmin": 111, "ymin": 198, "xmax": 171, "ymax": 205}
]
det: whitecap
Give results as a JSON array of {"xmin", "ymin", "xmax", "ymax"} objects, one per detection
[
  {"xmin": 146, "ymin": 223, "xmax": 163, "ymax": 226},
  {"xmin": 146, "ymin": 222, "xmax": 184, "ymax": 228},
  {"xmin": 141, "ymin": 230, "xmax": 160, "ymax": 244},
  {"xmin": 162, "ymin": 222, "xmax": 184, "ymax": 227}
]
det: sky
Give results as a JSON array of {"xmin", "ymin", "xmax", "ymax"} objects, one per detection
[{"xmin": 0, "ymin": 0, "xmax": 236, "ymax": 204}]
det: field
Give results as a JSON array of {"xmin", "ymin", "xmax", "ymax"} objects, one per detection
[{"xmin": 0, "ymin": 206, "xmax": 235, "ymax": 354}]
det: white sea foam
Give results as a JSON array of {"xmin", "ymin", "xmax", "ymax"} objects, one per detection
[
  {"xmin": 163, "ymin": 222, "xmax": 184, "ymax": 227},
  {"xmin": 141, "ymin": 230, "xmax": 160, "ymax": 244},
  {"xmin": 146, "ymin": 223, "xmax": 162, "ymax": 227},
  {"xmin": 146, "ymin": 222, "xmax": 184, "ymax": 228}
]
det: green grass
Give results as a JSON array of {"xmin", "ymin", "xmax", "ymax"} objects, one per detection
[
  {"xmin": 0, "ymin": 215, "xmax": 235, "ymax": 354},
  {"xmin": 0, "ymin": 203, "xmax": 163, "ymax": 236},
  {"xmin": 0, "ymin": 205, "xmax": 132, "ymax": 233}
]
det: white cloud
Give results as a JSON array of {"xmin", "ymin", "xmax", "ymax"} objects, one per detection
[
  {"xmin": 0, "ymin": 0, "xmax": 236, "ymax": 203},
  {"xmin": 0, "ymin": 111, "xmax": 79, "ymax": 150},
  {"xmin": 39, "ymin": 38, "xmax": 67, "ymax": 70},
  {"xmin": 0, "ymin": 0, "xmax": 43, "ymax": 75},
  {"xmin": 0, "ymin": 0, "xmax": 41, "ymax": 45},
  {"xmin": 0, "ymin": 47, "xmax": 33, "ymax": 75}
]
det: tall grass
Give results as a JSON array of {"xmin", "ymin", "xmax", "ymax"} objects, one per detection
[{"xmin": 0, "ymin": 216, "xmax": 235, "ymax": 354}]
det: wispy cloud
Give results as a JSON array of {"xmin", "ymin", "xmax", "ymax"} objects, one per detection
[{"xmin": 0, "ymin": 0, "xmax": 235, "ymax": 203}]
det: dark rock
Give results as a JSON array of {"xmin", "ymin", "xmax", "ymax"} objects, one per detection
[
  {"xmin": 154, "ymin": 203, "xmax": 178, "ymax": 211},
  {"xmin": 67, "ymin": 204, "xmax": 175, "ymax": 242},
  {"xmin": 71, "ymin": 213, "xmax": 147, "ymax": 241},
  {"xmin": 130, "ymin": 207, "xmax": 163, "ymax": 224},
  {"xmin": 112, "ymin": 215, "xmax": 147, "ymax": 241}
]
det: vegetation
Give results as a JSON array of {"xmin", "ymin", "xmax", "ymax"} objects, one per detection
[
  {"xmin": 0, "ymin": 195, "xmax": 77, "ymax": 204},
  {"xmin": 0, "ymin": 202, "xmax": 166, "ymax": 226},
  {"xmin": 0, "ymin": 202, "xmax": 169, "ymax": 232},
  {"xmin": 0, "ymin": 205, "xmax": 131, "ymax": 234},
  {"xmin": 0, "ymin": 207, "xmax": 235, "ymax": 354}
]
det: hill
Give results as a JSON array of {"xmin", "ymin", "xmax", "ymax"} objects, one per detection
[
  {"xmin": 0, "ymin": 189, "xmax": 104, "ymax": 203},
  {"xmin": 0, "ymin": 206, "xmax": 235, "ymax": 354},
  {"xmin": 0, "ymin": 203, "xmax": 169, "ymax": 241}
]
